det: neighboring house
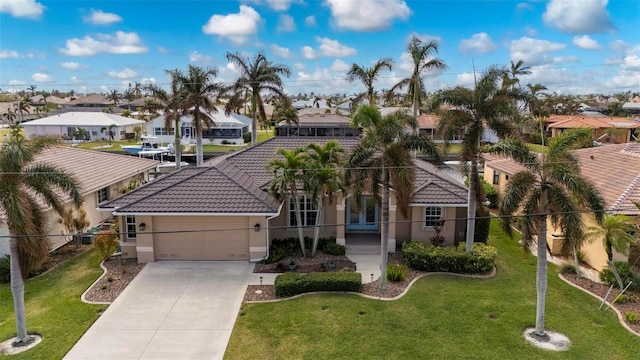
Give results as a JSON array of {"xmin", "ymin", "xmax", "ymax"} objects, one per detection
[
  {"xmin": 145, "ymin": 107, "xmax": 250, "ymax": 145},
  {"xmin": 66, "ymin": 94, "xmax": 112, "ymax": 108},
  {"xmin": 622, "ymin": 102, "xmax": 640, "ymax": 115},
  {"xmin": 20, "ymin": 112, "xmax": 145, "ymax": 140},
  {"xmin": 0, "ymin": 147, "xmax": 158, "ymax": 256},
  {"xmin": 417, "ymin": 114, "xmax": 498, "ymax": 143},
  {"xmin": 483, "ymin": 143, "xmax": 640, "ymax": 271},
  {"xmin": 545, "ymin": 115, "xmax": 640, "ymax": 143},
  {"xmin": 99, "ymin": 137, "xmax": 468, "ymax": 263},
  {"xmin": 275, "ymin": 113, "xmax": 361, "ymax": 137}
]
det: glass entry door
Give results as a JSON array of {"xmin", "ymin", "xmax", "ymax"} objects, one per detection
[{"xmin": 346, "ymin": 196, "xmax": 379, "ymax": 231}]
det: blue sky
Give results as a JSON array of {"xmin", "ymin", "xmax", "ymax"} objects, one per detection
[{"xmin": 1, "ymin": 0, "xmax": 638, "ymax": 96}]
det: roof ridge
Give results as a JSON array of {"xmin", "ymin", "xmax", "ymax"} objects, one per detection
[
  {"xmin": 216, "ymin": 162, "xmax": 279, "ymax": 211},
  {"xmin": 622, "ymin": 143, "xmax": 640, "ymax": 157},
  {"xmin": 416, "ymin": 160, "xmax": 468, "ymax": 192},
  {"xmin": 610, "ymin": 172, "xmax": 640, "ymax": 211}
]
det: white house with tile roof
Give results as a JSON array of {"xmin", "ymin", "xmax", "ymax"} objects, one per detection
[
  {"xmin": 20, "ymin": 112, "xmax": 145, "ymax": 140},
  {"xmin": 99, "ymin": 137, "xmax": 469, "ymax": 263}
]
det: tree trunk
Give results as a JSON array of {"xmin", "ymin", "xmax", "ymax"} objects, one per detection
[
  {"xmin": 380, "ymin": 167, "xmax": 390, "ymax": 291},
  {"xmin": 9, "ymin": 236, "xmax": 30, "ymax": 344},
  {"xmin": 465, "ymin": 156, "xmax": 478, "ymax": 253},
  {"xmin": 292, "ymin": 192, "xmax": 307, "ymax": 257},
  {"xmin": 535, "ymin": 189, "xmax": 549, "ymax": 337},
  {"xmin": 251, "ymin": 94, "xmax": 258, "ymax": 146},
  {"xmin": 609, "ymin": 258, "xmax": 625, "ymax": 291},
  {"xmin": 573, "ymin": 245, "xmax": 581, "ymax": 278},
  {"xmin": 412, "ymin": 77, "xmax": 419, "ymax": 135},
  {"xmin": 196, "ymin": 128, "xmax": 203, "ymax": 166},
  {"xmin": 174, "ymin": 119, "xmax": 181, "ymax": 170},
  {"xmin": 311, "ymin": 197, "xmax": 324, "ymax": 257}
]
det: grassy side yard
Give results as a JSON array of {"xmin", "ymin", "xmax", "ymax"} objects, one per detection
[
  {"xmin": 0, "ymin": 249, "xmax": 106, "ymax": 359},
  {"xmin": 226, "ymin": 220, "xmax": 638, "ymax": 359},
  {"xmin": 527, "ymin": 143, "xmax": 546, "ymax": 153}
]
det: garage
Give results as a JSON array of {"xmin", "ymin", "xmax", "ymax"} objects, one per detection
[{"xmin": 153, "ymin": 216, "xmax": 250, "ymax": 260}]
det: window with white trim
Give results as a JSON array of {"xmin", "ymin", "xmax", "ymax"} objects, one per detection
[
  {"xmin": 288, "ymin": 195, "xmax": 318, "ymax": 227},
  {"xmin": 153, "ymin": 127, "xmax": 175, "ymax": 136},
  {"xmin": 492, "ymin": 171, "xmax": 500, "ymax": 185},
  {"xmin": 424, "ymin": 207, "xmax": 443, "ymax": 227},
  {"xmin": 125, "ymin": 215, "xmax": 136, "ymax": 240},
  {"xmin": 97, "ymin": 187, "xmax": 109, "ymax": 203}
]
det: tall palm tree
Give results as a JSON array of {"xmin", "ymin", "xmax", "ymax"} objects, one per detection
[
  {"xmin": 430, "ymin": 65, "xmax": 527, "ymax": 252},
  {"xmin": 272, "ymin": 97, "xmax": 298, "ymax": 135},
  {"xmin": 305, "ymin": 141, "xmax": 344, "ymax": 257},
  {"xmin": 488, "ymin": 129, "xmax": 604, "ymax": 338},
  {"xmin": 267, "ymin": 148, "xmax": 309, "ymax": 257},
  {"xmin": 3, "ymin": 108, "xmax": 17, "ymax": 124},
  {"xmin": 585, "ymin": 214, "xmax": 636, "ymax": 291},
  {"xmin": 508, "ymin": 59, "xmax": 532, "ymax": 89},
  {"xmin": 225, "ymin": 52, "xmax": 291, "ymax": 145},
  {"xmin": 346, "ymin": 58, "xmax": 393, "ymax": 107},
  {"xmin": 14, "ymin": 97, "xmax": 30, "ymax": 123},
  {"xmin": 345, "ymin": 105, "xmax": 442, "ymax": 291},
  {"xmin": 27, "ymin": 84, "xmax": 37, "ymax": 97},
  {"xmin": 390, "ymin": 35, "xmax": 447, "ymax": 121},
  {"xmin": 177, "ymin": 65, "xmax": 220, "ymax": 166},
  {"xmin": 0, "ymin": 126, "xmax": 83, "ymax": 346},
  {"xmin": 100, "ymin": 124, "xmax": 117, "ymax": 145},
  {"xmin": 106, "ymin": 89, "xmax": 120, "ymax": 107}
]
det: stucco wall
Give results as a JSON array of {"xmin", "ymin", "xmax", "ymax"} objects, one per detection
[
  {"xmin": 269, "ymin": 196, "xmax": 338, "ymax": 240},
  {"xmin": 410, "ymin": 206, "xmax": 460, "ymax": 246}
]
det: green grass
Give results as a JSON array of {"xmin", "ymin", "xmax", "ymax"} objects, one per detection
[
  {"xmin": 527, "ymin": 143, "xmax": 546, "ymax": 153},
  {"xmin": 0, "ymin": 249, "xmax": 106, "ymax": 359},
  {"xmin": 226, "ymin": 220, "xmax": 639, "ymax": 359},
  {"xmin": 0, "ymin": 128, "xmax": 10, "ymax": 138}
]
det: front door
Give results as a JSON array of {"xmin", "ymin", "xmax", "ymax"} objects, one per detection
[{"xmin": 346, "ymin": 196, "xmax": 379, "ymax": 231}]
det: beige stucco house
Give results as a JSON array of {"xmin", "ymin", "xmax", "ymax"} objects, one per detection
[
  {"xmin": 483, "ymin": 143, "xmax": 640, "ymax": 271},
  {"xmin": 100, "ymin": 137, "xmax": 469, "ymax": 263},
  {"xmin": 545, "ymin": 115, "xmax": 640, "ymax": 143},
  {"xmin": 0, "ymin": 147, "xmax": 158, "ymax": 256}
]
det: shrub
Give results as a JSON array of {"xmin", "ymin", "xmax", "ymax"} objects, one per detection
[
  {"xmin": 474, "ymin": 207, "xmax": 490, "ymax": 244},
  {"xmin": 93, "ymin": 230, "xmax": 119, "ymax": 261},
  {"xmin": 387, "ymin": 264, "xmax": 408, "ymax": 282},
  {"xmin": 558, "ymin": 263, "xmax": 576, "ymax": 275},
  {"xmin": 221, "ymin": 140, "xmax": 230, "ymax": 145},
  {"xmin": 0, "ymin": 255, "xmax": 10, "ymax": 283},
  {"xmin": 401, "ymin": 241, "xmax": 497, "ymax": 274},
  {"xmin": 599, "ymin": 261, "xmax": 638, "ymax": 290},
  {"xmin": 124, "ymin": 132, "xmax": 136, "ymax": 140},
  {"xmin": 624, "ymin": 312, "xmax": 639, "ymax": 324},
  {"xmin": 275, "ymin": 272, "xmax": 362, "ymax": 297},
  {"xmin": 614, "ymin": 294, "xmax": 627, "ymax": 303},
  {"xmin": 243, "ymin": 132, "xmax": 251, "ymax": 143},
  {"xmin": 320, "ymin": 242, "xmax": 346, "ymax": 256}
]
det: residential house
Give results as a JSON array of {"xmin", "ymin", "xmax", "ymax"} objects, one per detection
[
  {"xmin": 20, "ymin": 112, "xmax": 145, "ymax": 140},
  {"xmin": 145, "ymin": 107, "xmax": 250, "ymax": 146},
  {"xmin": 483, "ymin": 143, "xmax": 640, "ymax": 271},
  {"xmin": 66, "ymin": 94, "xmax": 112, "ymax": 108},
  {"xmin": 275, "ymin": 113, "xmax": 361, "ymax": 137},
  {"xmin": 0, "ymin": 147, "xmax": 158, "ymax": 256},
  {"xmin": 417, "ymin": 114, "xmax": 498, "ymax": 143},
  {"xmin": 99, "ymin": 137, "xmax": 468, "ymax": 263},
  {"xmin": 545, "ymin": 115, "xmax": 640, "ymax": 143}
]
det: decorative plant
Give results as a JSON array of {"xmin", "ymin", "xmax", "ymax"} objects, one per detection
[{"xmin": 430, "ymin": 219, "xmax": 447, "ymax": 247}]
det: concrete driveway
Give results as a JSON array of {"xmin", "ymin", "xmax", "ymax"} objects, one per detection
[{"xmin": 65, "ymin": 261, "xmax": 254, "ymax": 360}]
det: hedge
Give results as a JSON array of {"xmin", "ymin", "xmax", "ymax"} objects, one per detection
[
  {"xmin": 401, "ymin": 241, "xmax": 496, "ymax": 274},
  {"xmin": 275, "ymin": 272, "xmax": 362, "ymax": 297}
]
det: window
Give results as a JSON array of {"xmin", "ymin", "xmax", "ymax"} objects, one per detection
[
  {"xmin": 97, "ymin": 187, "xmax": 109, "ymax": 203},
  {"xmin": 153, "ymin": 127, "xmax": 174, "ymax": 136},
  {"xmin": 125, "ymin": 215, "xmax": 136, "ymax": 240},
  {"xmin": 493, "ymin": 171, "xmax": 500, "ymax": 185},
  {"xmin": 424, "ymin": 207, "xmax": 443, "ymax": 227},
  {"xmin": 288, "ymin": 195, "xmax": 318, "ymax": 227}
]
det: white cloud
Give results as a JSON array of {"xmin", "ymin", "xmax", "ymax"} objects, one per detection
[
  {"xmin": 59, "ymin": 31, "xmax": 147, "ymax": 56},
  {"xmin": 60, "ymin": 61, "xmax": 84, "ymax": 70},
  {"xmin": 407, "ymin": 32, "xmax": 442, "ymax": 44},
  {"xmin": 107, "ymin": 68, "xmax": 138, "ymax": 79},
  {"xmin": 330, "ymin": 59, "xmax": 349, "ymax": 73},
  {"xmin": 141, "ymin": 77, "xmax": 156, "ymax": 85},
  {"xmin": 516, "ymin": 2, "xmax": 532, "ymax": 11},
  {"xmin": 83, "ymin": 9, "xmax": 122, "ymax": 25},
  {"xmin": 293, "ymin": 62, "xmax": 306, "ymax": 71},
  {"xmin": 8, "ymin": 80, "xmax": 27, "ymax": 86},
  {"xmin": 609, "ymin": 40, "xmax": 628, "ymax": 52},
  {"xmin": 458, "ymin": 33, "xmax": 497, "ymax": 55},
  {"xmin": 301, "ymin": 46, "xmax": 316, "ymax": 59},
  {"xmin": 304, "ymin": 15, "xmax": 316, "ymax": 27},
  {"xmin": 202, "ymin": 5, "xmax": 262, "ymax": 45},
  {"xmin": 455, "ymin": 72, "xmax": 476, "ymax": 88},
  {"xmin": 267, "ymin": 0, "xmax": 300, "ymax": 11},
  {"xmin": 510, "ymin": 37, "xmax": 566, "ymax": 66},
  {"xmin": 292, "ymin": 67, "xmax": 350, "ymax": 93},
  {"xmin": 189, "ymin": 51, "xmax": 212, "ymax": 62},
  {"xmin": 0, "ymin": 50, "xmax": 19, "ymax": 58},
  {"xmin": 270, "ymin": 44, "xmax": 293, "ymax": 59},
  {"xmin": 543, "ymin": 0, "xmax": 614, "ymax": 34},
  {"xmin": 572, "ymin": 35, "xmax": 601, "ymax": 50},
  {"xmin": 32, "ymin": 73, "xmax": 53, "ymax": 83},
  {"xmin": 70, "ymin": 76, "xmax": 83, "ymax": 84},
  {"xmin": 325, "ymin": 0, "xmax": 411, "ymax": 31},
  {"xmin": 0, "ymin": 0, "xmax": 45, "ymax": 19},
  {"xmin": 525, "ymin": 26, "xmax": 537, "ymax": 36},
  {"xmin": 157, "ymin": 46, "xmax": 169, "ymax": 54},
  {"xmin": 277, "ymin": 14, "xmax": 296, "ymax": 32}
]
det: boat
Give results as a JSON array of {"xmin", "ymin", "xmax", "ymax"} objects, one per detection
[
  {"xmin": 156, "ymin": 161, "xmax": 190, "ymax": 174},
  {"xmin": 122, "ymin": 136, "xmax": 171, "ymax": 155}
]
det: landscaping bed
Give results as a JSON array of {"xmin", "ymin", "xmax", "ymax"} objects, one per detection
[{"xmin": 83, "ymin": 256, "xmax": 146, "ymax": 303}]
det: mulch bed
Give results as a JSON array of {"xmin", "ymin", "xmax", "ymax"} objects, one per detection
[
  {"xmin": 83, "ymin": 256, "xmax": 146, "ymax": 303},
  {"xmin": 30, "ymin": 243, "xmax": 91, "ymax": 278},
  {"xmin": 561, "ymin": 273, "xmax": 640, "ymax": 334}
]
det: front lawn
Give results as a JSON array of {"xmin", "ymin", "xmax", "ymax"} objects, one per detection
[
  {"xmin": 0, "ymin": 249, "xmax": 106, "ymax": 359},
  {"xmin": 226, "ymin": 220, "xmax": 638, "ymax": 359}
]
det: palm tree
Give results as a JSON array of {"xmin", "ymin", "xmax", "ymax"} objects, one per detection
[
  {"xmin": 0, "ymin": 125, "xmax": 83, "ymax": 346},
  {"xmin": 430, "ymin": 65, "xmax": 527, "ymax": 252},
  {"xmin": 488, "ymin": 129, "xmax": 604, "ymax": 338},
  {"xmin": 346, "ymin": 58, "xmax": 393, "ymax": 107},
  {"xmin": 225, "ymin": 52, "xmax": 291, "ymax": 145},
  {"xmin": 14, "ymin": 97, "xmax": 30, "ymax": 122},
  {"xmin": 585, "ymin": 214, "xmax": 636, "ymax": 291},
  {"xmin": 506, "ymin": 59, "xmax": 531, "ymax": 90},
  {"xmin": 305, "ymin": 141, "xmax": 344, "ymax": 257},
  {"xmin": 106, "ymin": 89, "xmax": 120, "ymax": 106},
  {"xmin": 177, "ymin": 65, "xmax": 220, "ymax": 166},
  {"xmin": 272, "ymin": 97, "xmax": 298, "ymax": 135},
  {"xmin": 3, "ymin": 108, "xmax": 17, "ymax": 124},
  {"xmin": 100, "ymin": 124, "xmax": 117, "ymax": 145},
  {"xmin": 267, "ymin": 148, "xmax": 309, "ymax": 257},
  {"xmin": 390, "ymin": 35, "xmax": 447, "ymax": 122},
  {"xmin": 345, "ymin": 105, "xmax": 442, "ymax": 291},
  {"xmin": 72, "ymin": 127, "xmax": 88, "ymax": 141},
  {"xmin": 27, "ymin": 84, "xmax": 37, "ymax": 97}
]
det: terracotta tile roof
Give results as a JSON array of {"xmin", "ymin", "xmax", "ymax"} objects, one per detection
[
  {"xmin": 67, "ymin": 94, "xmax": 112, "ymax": 106},
  {"xmin": 417, "ymin": 114, "xmax": 440, "ymax": 129},
  {"xmin": 547, "ymin": 115, "xmax": 640, "ymax": 129},
  {"xmin": 482, "ymin": 153, "xmax": 527, "ymax": 175}
]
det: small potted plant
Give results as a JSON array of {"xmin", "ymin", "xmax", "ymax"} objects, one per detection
[
  {"xmin": 327, "ymin": 261, "xmax": 336, "ymax": 270},
  {"xmin": 288, "ymin": 259, "xmax": 297, "ymax": 271}
]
